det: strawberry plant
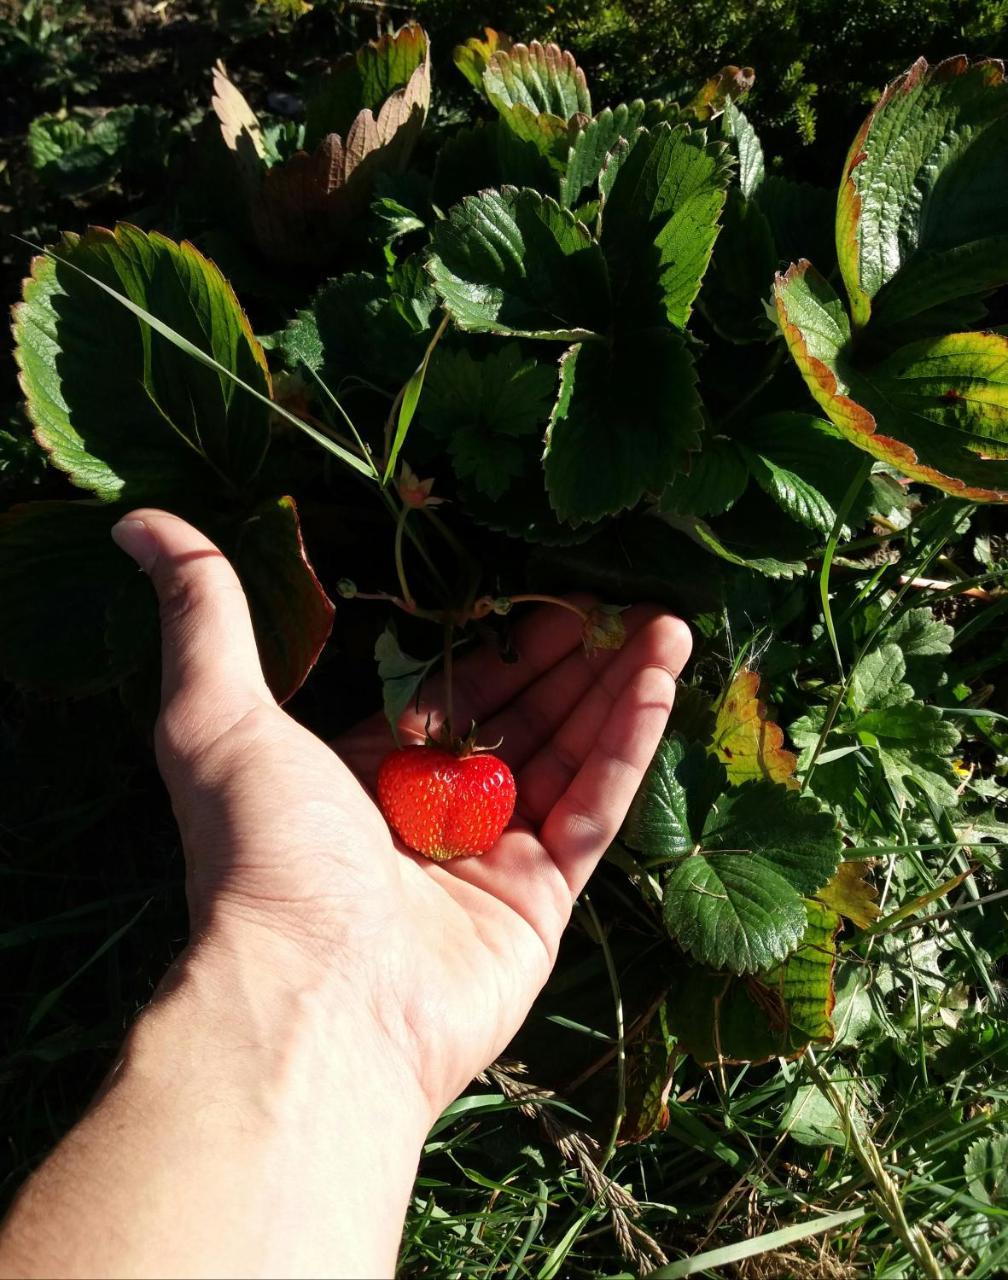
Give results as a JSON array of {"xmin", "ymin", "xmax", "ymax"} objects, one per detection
[{"xmin": 3, "ymin": 15, "xmax": 1007, "ymax": 1274}]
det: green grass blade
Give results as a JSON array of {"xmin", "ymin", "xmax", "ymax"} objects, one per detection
[
  {"xmin": 39, "ymin": 242, "xmax": 377, "ymax": 480},
  {"xmin": 646, "ymin": 1208, "xmax": 866, "ymax": 1278}
]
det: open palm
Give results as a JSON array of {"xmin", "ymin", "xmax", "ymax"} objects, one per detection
[{"xmin": 122, "ymin": 510, "xmax": 690, "ymax": 1117}]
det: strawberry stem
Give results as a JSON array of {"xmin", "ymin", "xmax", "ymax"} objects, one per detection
[
  {"xmin": 500, "ymin": 593, "xmax": 589, "ymax": 622},
  {"xmin": 443, "ymin": 620, "xmax": 455, "ymax": 736},
  {"xmin": 394, "ymin": 503, "xmax": 415, "ymax": 609}
]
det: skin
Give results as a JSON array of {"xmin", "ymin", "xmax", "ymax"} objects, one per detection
[{"xmin": 0, "ymin": 508, "xmax": 691, "ymax": 1279}]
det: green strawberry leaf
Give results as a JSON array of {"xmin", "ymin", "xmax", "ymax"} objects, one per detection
[
  {"xmin": 13, "ymin": 224, "xmax": 272, "ymax": 504},
  {"xmin": 661, "ymin": 435, "xmax": 750, "ymax": 518},
  {"xmin": 428, "ymin": 188, "xmax": 610, "ymax": 340},
  {"xmin": 723, "ymin": 101, "xmax": 764, "ymax": 198},
  {"xmin": 600, "ymin": 122, "xmax": 732, "ymax": 329},
  {"xmin": 849, "ymin": 642, "xmax": 913, "ymax": 711},
  {"xmin": 837, "ymin": 56, "xmax": 1008, "ymax": 332},
  {"xmin": 622, "ymin": 734, "xmax": 726, "ymax": 860},
  {"xmin": 812, "ymin": 642, "xmax": 965, "ymax": 812},
  {"xmin": 28, "ymin": 106, "xmax": 165, "ymax": 198},
  {"xmin": 375, "ymin": 626, "xmax": 438, "ymax": 735},
  {"xmin": 965, "ymin": 1134, "xmax": 1008, "ymax": 1207},
  {"xmin": 666, "ymin": 899, "xmax": 841, "ymax": 1064},
  {"xmin": 850, "ymin": 702, "xmax": 962, "ymax": 810},
  {"xmin": 662, "ymin": 507, "xmax": 807, "ymax": 579},
  {"xmin": 279, "ymin": 270, "xmax": 430, "ymax": 389},
  {"xmin": 774, "ymin": 260, "xmax": 1008, "ymax": 502},
  {"xmin": 483, "ymin": 40, "xmax": 591, "ymax": 122},
  {"xmin": 420, "ymin": 344, "xmax": 556, "ymax": 499},
  {"xmin": 886, "ymin": 607, "xmax": 954, "ymax": 697},
  {"xmin": 560, "ymin": 101, "xmax": 649, "ymax": 207},
  {"xmin": 624, "ymin": 736, "xmax": 841, "ymax": 973},
  {"xmin": 742, "ymin": 448, "xmax": 839, "ymax": 537},
  {"xmin": 544, "ymin": 332, "xmax": 702, "ymax": 523},
  {"xmin": 663, "ymin": 782, "xmax": 842, "ymax": 972},
  {"xmin": 735, "ymin": 413, "xmax": 874, "ymax": 535}
]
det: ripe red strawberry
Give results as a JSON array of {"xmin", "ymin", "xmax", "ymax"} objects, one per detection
[{"xmin": 377, "ymin": 745, "xmax": 517, "ymax": 861}]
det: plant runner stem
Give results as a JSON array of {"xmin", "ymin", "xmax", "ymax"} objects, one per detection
[
  {"xmin": 394, "ymin": 504, "xmax": 415, "ymax": 609},
  {"xmin": 443, "ymin": 622, "xmax": 454, "ymax": 736}
]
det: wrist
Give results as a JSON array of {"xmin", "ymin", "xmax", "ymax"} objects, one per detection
[
  {"xmin": 102, "ymin": 927, "xmax": 435, "ymax": 1277},
  {"xmin": 146, "ymin": 921, "xmax": 438, "ymax": 1139}
]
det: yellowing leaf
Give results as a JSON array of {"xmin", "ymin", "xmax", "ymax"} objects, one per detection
[
  {"xmin": 688, "ymin": 65, "xmax": 755, "ymax": 121},
  {"xmin": 619, "ymin": 1005, "xmax": 677, "ymax": 1144},
  {"xmin": 816, "ymin": 860, "xmax": 880, "ymax": 928},
  {"xmin": 712, "ymin": 667, "xmax": 799, "ymax": 788},
  {"xmin": 774, "ymin": 260, "xmax": 1008, "ymax": 501},
  {"xmin": 453, "ymin": 28, "xmax": 514, "ymax": 93}
]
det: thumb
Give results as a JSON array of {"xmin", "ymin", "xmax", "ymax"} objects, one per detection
[{"xmin": 111, "ymin": 509, "xmax": 274, "ymax": 747}]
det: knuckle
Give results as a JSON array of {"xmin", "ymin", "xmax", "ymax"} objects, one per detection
[{"xmin": 157, "ymin": 573, "xmax": 210, "ymax": 634}]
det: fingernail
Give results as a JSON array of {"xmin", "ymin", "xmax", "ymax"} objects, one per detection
[{"xmin": 110, "ymin": 518, "xmax": 159, "ymax": 573}]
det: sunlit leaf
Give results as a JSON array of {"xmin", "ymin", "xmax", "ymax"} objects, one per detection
[
  {"xmin": 428, "ymin": 188, "xmax": 610, "ymax": 341},
  {"xmin": 484, "ymin": 40, "xmax": 591, "ymax": 122},
  {"xmin": 305, "ymin": 22, "xmax": 429, "ymax": 146},
  {"xmin": 816, "ymin": 861, "xmax": 880, "ymax": 929},
  {"xmin": 837, "ymin": 56, "xmax": 1008, "ymax": 332},
  {"xmin": 712, "ymin": 667, "xmax": 799, "ymax": 788},
  {"xmin": 453, "ymin": 27, "xmax": 513, "ymax": 93},
  {"xmin": 600, "ymin": 123, "xmax": 732, "ymax": 329},
  {"xmin": 214, "ymin": 28, "xmax": 431, "ymax": 264},
  {"xmin": 665, "ymin": 899, "xmax": 841, "ymax": 1064},
  {"xmin": 13, "ymin": 223, "xmax": 272, "ymax": 503},
  {"xmin": 624, "ymin": 736, "xmax": 841, "ymax": 974},
  {"xmin": 774, "ymin": 260, "xmax": 1008, "ymax": 501}
]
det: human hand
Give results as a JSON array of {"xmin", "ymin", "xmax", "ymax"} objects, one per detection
[{"xmin": 112, "ymin": 509, "xmax": 692, "ymax": 1122}]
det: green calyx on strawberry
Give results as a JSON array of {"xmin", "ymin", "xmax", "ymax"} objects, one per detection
[{"xmin": 377, "ymin": 725, "xmax": 516, "ymax": 862}]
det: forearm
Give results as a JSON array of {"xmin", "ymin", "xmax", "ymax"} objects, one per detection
[{"xmin": 0, "ymin": 930, "xmax": 433, "ymax": 1279}]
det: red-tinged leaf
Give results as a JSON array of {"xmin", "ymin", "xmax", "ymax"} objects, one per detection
[
  {"xmin": 837, "ymin": 56, "xmax": 1008, "ymax": 332},
  {"xmin": 712, "ymin": 667, "xmax": 799, "ymax": 789},
  {"xmin": 305, "ymin": 22, "xmax": 430, "ymax": 145},
  {"xmin": 484, "ymin": 40, "xmax": 591, "ymax": 122},
  {"xmin": 231, "ymin": 496, "xmax": 335, "ymax": 704},
  {"xmin": 231, "ymin": 28, "xmax": 430, "ymax": 264},
  {"xmin": 688, "ymin": 65, "xmax": 755, "ymax": 121},
  {"xmin": 453, "ymin": 27, "xmax": 513, "ymax": 93},
  {"xmin": 774, "ymin": 260, "xmax": 1008, "ymax": 502}
]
